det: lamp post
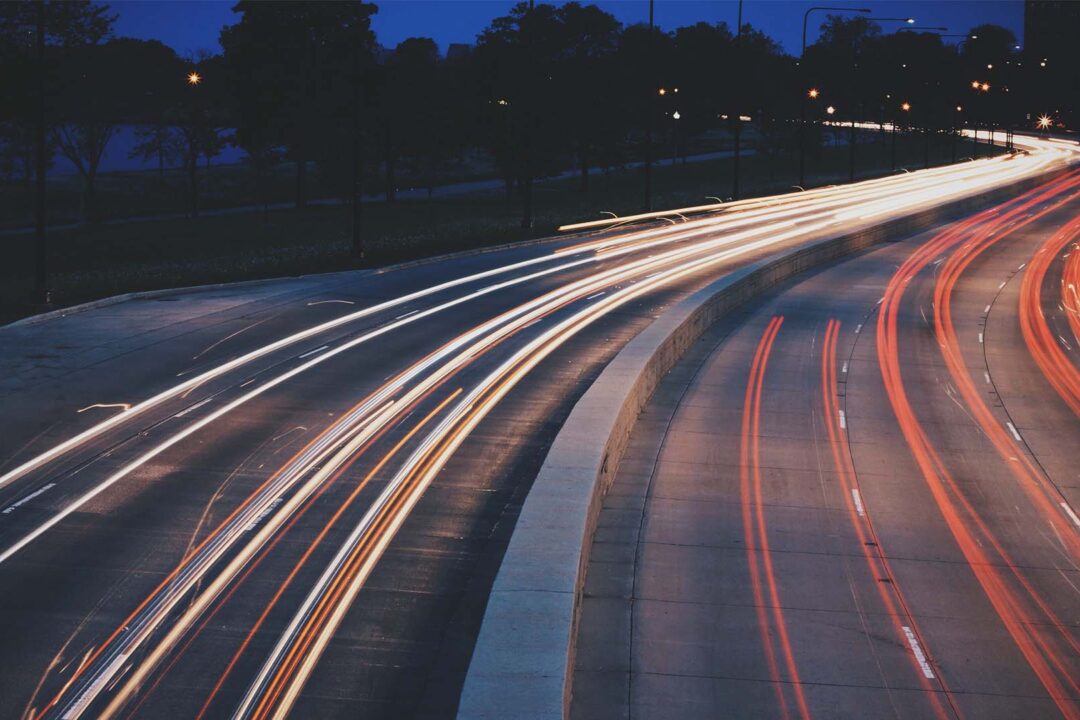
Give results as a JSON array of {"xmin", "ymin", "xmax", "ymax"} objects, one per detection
[
  {"xmin": 34, "ymin": 0, "xmax": 48, "ymax": 305},
  {"xmin": 521, "ymin": 0, "xmax": 535, "ymax": 229},
  {"xmin": 952, "ymin": 104, "xmax": 962, "ymax": 162},
  {"xmin": 799, "ymin": 6, "xmax": 870, "ymax": 188},
  {"xmin": 186, "ymin": 69, "xmax": 202, "ymax": 219},
  {"xmin": 731, "ymin": 0, "xmax": 743, "ymax": 200},
  {"xmin": 671, "ymin": 110, "xmax": 680, "ymax": 165},
  {"xmin": 894, "ymin": 101, "xmax": 911, "ymax": 171},
  {"xmin": 644, "ymin": 0, "xmax": 654, "ymax": 211}
]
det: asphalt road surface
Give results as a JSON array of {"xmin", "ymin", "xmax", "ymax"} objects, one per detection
[
  {"xmin": 572, "ymin": 166, "xmax": 1080, "ymax": 719},
  {"xmin": 0, "ymin": 137, "xmax": 1075, "ymax": 720}
]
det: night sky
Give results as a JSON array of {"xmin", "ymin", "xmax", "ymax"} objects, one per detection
[{"xmin": 111, "ymin": 0, "xmax": 1025, "ymax": 58}]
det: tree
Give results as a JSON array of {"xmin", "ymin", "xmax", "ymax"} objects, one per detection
[
  {"xmin": 129, "ymin": 124, "xmax": 182, "ymax": 179},
  {"xmin": 220, "ymin": 0, "xmax": 378, "ymax": 210},
  {"xmin": 50, "ymin": 38, "xmax": 180, "ymax": 222},
  {"xmin": 0, "ymin": 0, "xmax": 115, "ymax": 221}
]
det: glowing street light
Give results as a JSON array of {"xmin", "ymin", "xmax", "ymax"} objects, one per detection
[
  {"xmin": 658, "ymin": 87, "xmax": 667, "ymax": 96},
  {"xmin": 825, "ymin": 105, "xmax": 836, "ymax": 115},
  {"xmin": 980, "ymin": 82, "xmax": 990, "ymax": 92},
  {"xmin": 901, "ymin": 101, "xmax": 911, "ymax": 112},
  {"xmin": 971, "ymin": 80, "xmax": 980, "ymax": 89},
  {"xmin": 672, "ymin": 110, "xmax": 681, "ymax": 120},
  {"xmin": 808, "ymin": 88, "xmax": 820, "ymax": 99},
  {"xmin": 187, "ymin": 71, "xmax": 202, "ymax": 86},
  {"xmin": 956, "ymin": 105, "xmax": 963, "ymax": 112},
  {"xmin": 1037, "ymin": 114, "xmax": 1053, "ymax": 130}
]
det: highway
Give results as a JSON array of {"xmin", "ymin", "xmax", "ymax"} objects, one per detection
[
  {"xmin": 0, "ymin": 136, "xmax": 1076, "ymax": 720},
  {"xmin": 572, "ymin": 161, "xmax": 1080, "ymax": 719}
]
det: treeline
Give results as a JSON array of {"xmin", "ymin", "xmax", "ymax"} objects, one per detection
[{"xmin": 0, "ymin": 0, "xmax": 1067, "ymax": 225}]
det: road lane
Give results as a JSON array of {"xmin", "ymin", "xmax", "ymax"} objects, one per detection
[
  {"xmin": 1, "ymin": 137, "xmax": 1076, "ymax": 719},
  {"xmin": 572, "ymin": 174, "xmax": 1080, "ymax": 719}
]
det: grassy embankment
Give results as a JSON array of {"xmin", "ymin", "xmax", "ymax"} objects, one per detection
[{"xmin": 1, "ymin": 130, "xmax": 996, "ymax": 323}]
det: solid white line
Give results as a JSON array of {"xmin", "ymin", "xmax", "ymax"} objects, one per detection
[
  {"xmin": 1006, "ymin": 421, "xmax": 1022, "ymax": 442},
  {"xmin": 1061, "ymin": 502, "xmax": 1080, "ymax": 531},
  {"xmin": 851, "ymin": 488, "xmax": 865, "ymax": 517},
  {"xmin": 902, "ymin": 626, "xmax": 936, "ymax": 679},
  {"xmin": 298, "ymin": 345, "xmax": 329, "ymax": 359},
  {"xmin": 395, "ymin": 310, "xmax": 418, "ymax": 320}
]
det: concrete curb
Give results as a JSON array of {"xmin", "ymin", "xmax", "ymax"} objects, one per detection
[
  {"xmin": 456, "ymin": 168, "xmax": 1066, "ymax": 720},
  {"xmin": 4, "ymin": 232, "xmax": 567, "ymax": 330}
]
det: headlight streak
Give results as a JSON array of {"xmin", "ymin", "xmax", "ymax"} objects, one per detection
[
  {"xmin": 220, "ymin": 166, "xmax": 1065, "ymax": 719},
  {"xmin": 6, "ymin": 145, "xmax": 1049, "ymax": 573},
  {"xmin": 55, "ymin": 198, "xmax": 846, "ymax": 720},
  {"xmin": 18, "ymin": 134, "xmax": 1080, "ymax": 720},
  {"xmin": 3, "ymin": 135, "xmax": 1071, "ymax": 500}
]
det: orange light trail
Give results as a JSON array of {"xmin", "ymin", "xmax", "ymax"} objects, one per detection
[
  {"xmin": 878, "ymin": 172, "xmax": 1080, "ymax": 719},
  {"xmin": 1019, "ymin": 214, "xmax": 1080, "ymax": 418},
  {"xmin": 819, "ymin": 319, "xmax": 956, "ymax": 719},
  {"xmin": 739, "ymin": 316, "xmax": 811, "ymax": 720}
]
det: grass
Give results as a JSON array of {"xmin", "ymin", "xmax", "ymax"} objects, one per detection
[{"xmin": 1, "ymin": 129, "xmax": 1000, "ymax": 324}]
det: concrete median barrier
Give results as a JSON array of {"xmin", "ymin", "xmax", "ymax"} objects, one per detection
[{"xmin": 456, "ymin": 167, "xmax": 1068, "ymax": 720}]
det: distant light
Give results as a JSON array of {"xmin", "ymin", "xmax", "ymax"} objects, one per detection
[
  {"xmin": 1040, "ymin": 61, "xmax": 1047, "ymax": 67},
  {"xmin": 986, "ymin": 63, "xmax": 993, "ymax": 69},
  {"xmin": 673, "ymin": 87, "xmax": 679, "ymax": 93},
  {"xmin": 956, "ymin": 105, "xmax": 962, "ymax": 112},
  {"xmin": 658, "ymin": 87, "xmax": 666, "ymax": 96},
  {"xmin": 970, "ymin": 34, "xmax": 978, "ymax": 39},
  {"xmin": 673, "ymin": 110, "xmax": 681, "ymax": 120},
  {"xmin": 826, "ymin": 105, "xmax": 836, "ymax": 115},
  {"xmin": 971, "ymin": 80, "xmax": 980, "ymax": 89},
  {"xmin": 906, "ymin": 17, "xmax": 915, "ymax": 23},
  {"xmin": 1037, "ymin": 114, "xmax": 1052, "ymax": 130},
  {"xmin": 187, "ymin": 71, "xmax": 201, "ymax": 85},
  {"xmin": 808, "ymin": 87, "xmax": 820, "ymax": 99},
  {"xmin": 496, "ymin": 98, "xmax": 509, "ymax": 106},
  {"xmin": 901, "ymin": 101, "xmax": 911, "ymax": 111},
  {"xmin": 981, "ymin": 82, "xmax": 990, "ymax": 91}
]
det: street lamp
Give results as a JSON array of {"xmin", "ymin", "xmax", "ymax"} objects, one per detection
[
  {"xmin": 1037, "ymin": 114, "xmax": 1052, "ymax": 130},
  {"xmin": 952, "ymin": 104, "xmax": 962, "ymax": 162},
  {"xmin": 187, "ymin": 71, "xmax": 201, "ymax": 86},
  {"xmin": 671, "ymin": 110, "xmax": 681, "ymax": 165},
  {"xmin": 826, "ymin": 105, "xmax": 836, "ymax": 115},
  {"xmin": 808, "ymin": 87, "xmax": 820, "ymax": 99},
  {"xmin": 901, "ymin": 101, "xmax": 912, "ymax": 112},
  {"xmin": 799, "ymin": 6, "xmax": 870, "ymax": 188}
]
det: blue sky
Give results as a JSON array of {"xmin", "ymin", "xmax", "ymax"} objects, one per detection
[{"xmin": 111, "ymin": 0, "xmax": 1024, "ymax": 58}]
